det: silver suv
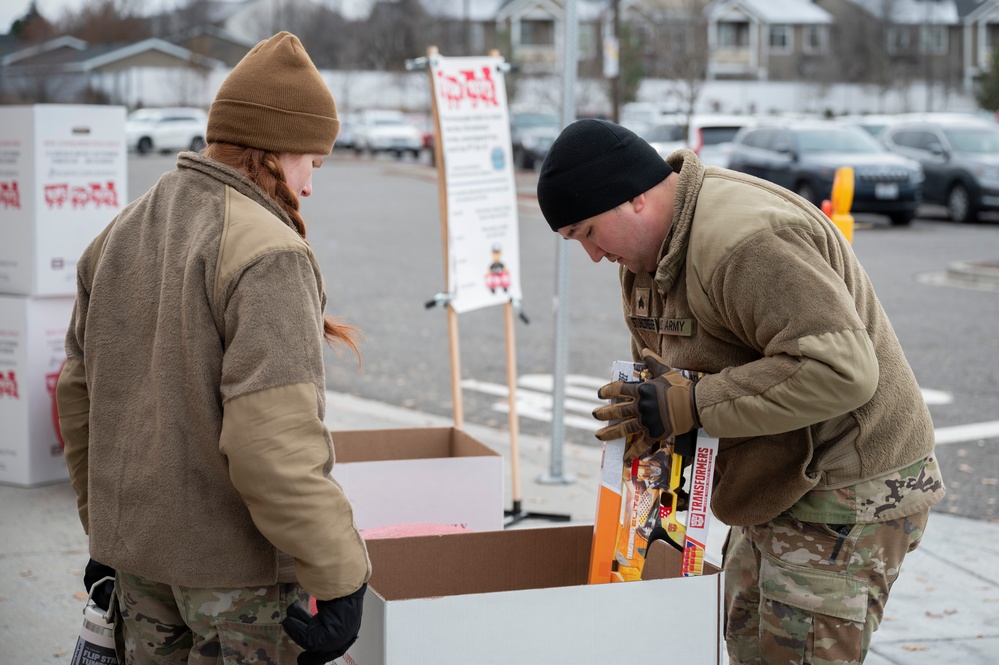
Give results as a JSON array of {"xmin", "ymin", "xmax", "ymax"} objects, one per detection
[
  {"xmin": 881, "ymin": 116, "xmax": 999, "ymax": 223},
  {"xmin": 125, "ymin": 107, "xmax": 208, "ymax": 155}
]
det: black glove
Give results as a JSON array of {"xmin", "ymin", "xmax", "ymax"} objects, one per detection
[
  {"xmin": 593, "ymin": 349, "xmax": 700, "ymax": 446},
  {"xmin": 84, "ymin": 558, "xmax": 116, "ymax": 612},
  {"xmin": 282, "ymin": 584, "xmax": 366, "ymax": 665}
]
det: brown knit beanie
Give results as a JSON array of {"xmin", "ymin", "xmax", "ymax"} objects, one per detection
[{"xmin": 208, "ymin": 32, "xmax": 338, "ymax": 154}]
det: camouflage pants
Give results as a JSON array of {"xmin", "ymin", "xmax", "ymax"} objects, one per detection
[
  {"xmin": 113, "ymin": 570, "xmax": 310, "ymax": 664},
  {"xmin": 722, "ymin": 509, "xmax": 930, "ymax": 665}
]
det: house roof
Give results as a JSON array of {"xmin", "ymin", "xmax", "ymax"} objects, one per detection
[
  {"xmin": 709, "ymin": 0, "xmax": 832, "ymax": 24},
  {"xmin": 496, "ymin": 0, "xmax": 605, "ymax": 21},
  {"xmin": 420, "ymin": 0, "xmax": 505, "ymax": 21},
  {"xmin": 2, "ymin": 37, "xmax": 224, "ymax": 72},
  {"xmin": 847, "ymin": 0, "xmax": 960, "ymax": 24},
  {"xmin": 957, "ymin": 0, "xmax": 999, "ymax": 21}
]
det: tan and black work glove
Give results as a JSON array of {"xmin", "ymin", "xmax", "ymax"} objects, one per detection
[{"xmin": 592, "ymin": 348, "xmax": 700, "ymax": 453}]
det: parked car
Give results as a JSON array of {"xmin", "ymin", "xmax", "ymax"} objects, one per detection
[
  {"xmin": 640, "ymin": 119, "xmax": 687, "ymax": 159},
  {"xmin": 727, "ymin": 119, "xmax": 924, "ymax": 225},
  {"xmin": 352, "ymin": 109, "xmax": 423, "ymax": 158},
  {"xmin": 881, "ymin": 117, "xmax": 999, "ymax": 223},
  {"xmin": 510, "ymin": 111, "xmax": 560, "ymax": 170},
  {"xmin": 125, "ymin": 107, "xmax": 208, "ymax": 155},
  {"xmin": 334, "ymin": 113, "xmax": 356, "ymax": 151},
  {"xmin": 835, "ymin": 114, "xmax": 898, "ymax": 139},
  {"xmin": 687, "ymin": 114, "xmax": 754, "ymax": 167}
]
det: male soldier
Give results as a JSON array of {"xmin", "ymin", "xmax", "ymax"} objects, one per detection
[{"xmin": 536, "ymin": 119, "xmax": 945, "ymax": 664}]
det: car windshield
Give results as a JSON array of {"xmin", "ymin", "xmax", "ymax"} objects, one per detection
[
  {"xmin": 513, "ymin": 113, "xmax": 559, "ymax": 129},
  {"xmin": 128, "ymin": 110, "xmax": 158, "ymax": 122},
  {"xmin": 943, "ymin": 128, "xmax": 999, "ymax": 153},
  {"xmin": 699, "ymin": 126, "xmax": 743, "ymax": 144},
  {"xmin": 795, "ymin": 128, "xmax": 883, "ymax": 153},
  {"xmin": 643, "ymin": 124, "xmax": 685, "ymax": 142}
]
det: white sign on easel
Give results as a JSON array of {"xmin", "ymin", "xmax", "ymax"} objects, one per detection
[{"xmin": 431, "ymin": 55, "xmax": 522, "ymax": 313}]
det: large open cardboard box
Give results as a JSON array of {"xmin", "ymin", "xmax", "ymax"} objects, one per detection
[
  {"xmin": 330, "ymin": 427, "xmax": 504, "ymax": 532},
  {"xmin": 340, "ymin": 524, "xmax": 723, "ymax": 664}
]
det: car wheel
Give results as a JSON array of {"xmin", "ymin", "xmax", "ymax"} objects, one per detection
[
  {"xmin": 795, "ymin": 181, "xmax": 815, "ymax": 205},
  {"xmin": 137, "ymin": 137, "xmax": 152, "ymax": 155},
  {"xmin": 889, "ymin": 211, "xmax": 915, "ymax": 226},
  {"xmin": 190, "ymin": 136, "xmax": 206, "ymax": 152},
  {"xmin": 947, "ymin": 182, "xmax": 976, "ymax": 223},
  {"xmin": 511, "ymin": 147, "xmax": 526, "ymax": 170}
]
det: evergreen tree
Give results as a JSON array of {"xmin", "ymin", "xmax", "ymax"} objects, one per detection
[{"xmin": 975, "ymin": 45, "xmax": 999, "ymax": 112}]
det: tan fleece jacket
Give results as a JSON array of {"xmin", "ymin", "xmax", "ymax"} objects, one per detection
[
  {"xmin": 621, "ymin": 150, "xmax": 935, "ymax": 526},
  {"xmin": 56, "ymin": 153, "xmax": 370, "ymax": 599}
]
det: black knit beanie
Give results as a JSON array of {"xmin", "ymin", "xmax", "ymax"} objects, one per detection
[{"xmin": 536, "ymin": 119, "xmax": 673, "ymax": 231}]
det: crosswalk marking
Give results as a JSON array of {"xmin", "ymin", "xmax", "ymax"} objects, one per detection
[
  {"xmin": 933, "ymin": 421, "xmax": 999, "ymax": 446},
  {"xmin": 461, "ymin": 375, "xmax": 994, "ymax": 445}
]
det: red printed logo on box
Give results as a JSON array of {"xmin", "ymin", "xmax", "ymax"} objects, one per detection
[
  {"xmin": 0, "ymin": 370, "xmax": 19, "ymax": 399},
  {"xmin": 0, "ymin": 181, "xmax": 19, "ymax": 209},
  {"xmin": 44, "ymin": 181, "xmax": 119, "ymax": 209}
]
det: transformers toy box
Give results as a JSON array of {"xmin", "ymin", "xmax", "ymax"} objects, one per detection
[
  {"xmin": 0, "ymin": 104, "xmax": 127, "ymax": 297},
  {"xmin": 329, "ymin": 427, "xmax": 504, "ymax": 532},
  {"xmin": 337, "ymin": 525, "xmax": 722, "ymax": 665},
  {"xmin": 0, "ymin": 294, "xmax": 73, "ymax": 486}
]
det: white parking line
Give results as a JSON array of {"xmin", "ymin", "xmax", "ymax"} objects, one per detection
[
  {"xmin": 933, "ymin": 421, "xmax": 999, "ymax": 446},
  {"xmin": 462, "ymin": 376, "xmax": 995, "ymax": 445}
]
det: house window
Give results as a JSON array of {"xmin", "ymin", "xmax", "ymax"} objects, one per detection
[
  {"xmin": 920, "ymin": 25, "xmax": 947, "ymax": 55},
  {"xmin": 803, "ymin": 25, "xmax": 827, "ymax": 54},
  {"xmin": 469, "ymin": 23, "xmax": 485, "ymax": 53},
  {"xmin": 887, "ymin": 26, "xmax": 911, "ymax": 54},
  {"xmin": 769, "ymin": 25, "xmax": 791, "ymax": 53},
  {"xmin": 520, "ymin": 19, "xmax": 555, "ymax": 46},
  {"xmin": 578, "ymin": 22, "xmax": 596, "ymax": 59},
  {"xmin": 717, "ymin": 21, "xmax": 750, "ymax": 48}
]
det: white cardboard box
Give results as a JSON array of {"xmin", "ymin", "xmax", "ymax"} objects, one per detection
[
  {"xmin": 0, "ymin": 294, "xmax": 73, "ymax": 486},
  {"xmin": 330, "ymin": 427, "xmax": 504, "ymax": 532},
  {"xmin": 0, "ymin": 104, "xmax": 127, "ymax": 296},
  {"xmin": 340, "ymin": 525, "xmax": 723, "ymax": 664}
]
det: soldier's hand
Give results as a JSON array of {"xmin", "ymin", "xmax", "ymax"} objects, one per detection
[
  {"xmin": 592, "ymin": 349, "xmax": 699, "ymax": 443},
  {"xmin": 83, "ymin": 558, "xmax": 116, "ymax": 612},
  {"xmin": 283, "ymin": 584, "xmax": 366, "ymax": 665}
]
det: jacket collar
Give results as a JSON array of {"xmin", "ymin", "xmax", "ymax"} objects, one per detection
[
  {"xmin": 176, "ymin": 152, "xmax": 298, "ymax": 233},
  {"xmin": 655, "ymin": 149, "xmax": 705, "ymax": 292}
]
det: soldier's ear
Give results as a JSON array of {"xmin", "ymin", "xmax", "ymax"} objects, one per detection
[{"xmin": 630, "ymin": 193, "xmax": 647, "ymax": 214}]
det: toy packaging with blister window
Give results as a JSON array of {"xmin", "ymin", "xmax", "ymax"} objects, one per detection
[{"xmin": 588, "ymin": 361, "xmax": 718, "ymax": 583}]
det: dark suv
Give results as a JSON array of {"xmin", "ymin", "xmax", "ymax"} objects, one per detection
[
  {"xmin": 509, "ymin": 111, "xmax": 560, "ymax": 170},
  {"xmin": 727, "ymin": 120, "xmax": 924, "ymax": 225},
  {"xmin": 881, "ymin": 117, "xmax": 999, "ymax": 223}
]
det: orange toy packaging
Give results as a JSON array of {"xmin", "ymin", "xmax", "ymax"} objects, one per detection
[{"xmin": 588, "ymin": 361, "xmax": 719, "ymax": 584}]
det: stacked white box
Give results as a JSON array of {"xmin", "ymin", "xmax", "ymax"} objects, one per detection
[
  {"xmin": 0, "ymin": 295, "xmax": 76, "ymax": 485},
  {"xmin": 0, "ymin": 105, "xmax": 127, "ymax": 296},
  {"xmin": 0, "ymin": 105, "xmax": 127, "ymax": 486}
]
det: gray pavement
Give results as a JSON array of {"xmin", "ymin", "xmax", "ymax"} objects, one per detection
[{"xmin": 1, "ymin": 391, "xmax": 997, "ymax": 664}]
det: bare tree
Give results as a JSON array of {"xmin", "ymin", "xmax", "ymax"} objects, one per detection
[
  {"xmin": 296, "ymin": 4, "xmax": 356, "ymax": 69},
  {"xmin": 9, "ymin": 1, "xmax": 59, "ymax": 41},
  {"xmin": 358, "ymin": 0, "xmax": 429, "ymax": 71},
  {"xmin": 629, "ymin": 0, "xmax": 708, "ymax": 126},
  {"xmin": 59, "ymin": 0, "xmax": 151, "ymax": 43}
]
